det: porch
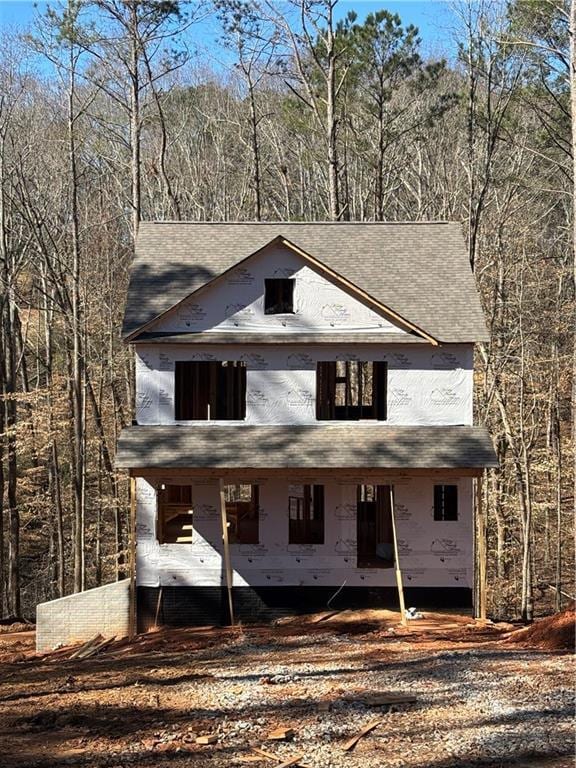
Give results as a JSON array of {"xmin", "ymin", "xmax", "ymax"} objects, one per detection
[{"xmin": 115, "ymin": 425, "xmax": 497, "ymax": 630}]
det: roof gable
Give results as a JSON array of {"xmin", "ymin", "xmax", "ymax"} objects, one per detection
[
  {"xmin": 135, "ymin": 236, "xmax": 429, "ymax": 341},
  {"xmin": 123, "ymin": 222, "xmax": 488, "ymax": 343}
]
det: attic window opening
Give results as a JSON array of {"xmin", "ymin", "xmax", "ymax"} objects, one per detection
[
  {"xmin": 265, "ymin": 278, "xmax": 294, "ymax": 314},
  {"xmin": 175, "ymin": 360, "xmax": 246, "ymax": 420},
  {"xmin": 434, "ymin": 484, "xmax": 458, "ymax": 521},
  {"xmin": 316, "ymin": 361, "xmax": 387, "ymax": 421}
]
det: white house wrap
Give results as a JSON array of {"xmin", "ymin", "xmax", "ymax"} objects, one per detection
[{"xmin": 116, "ymin": 222, "xmax": 497, "ymax": 628}]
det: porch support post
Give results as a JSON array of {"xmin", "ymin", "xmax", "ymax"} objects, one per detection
[
  {"xmin": 219, "ymin": 478, "xmax": 235, "ymax": 626},
  {"xmin": 128, "ymin": 475, "xmax": 137, "ymax": 638},
  {"xmin": 390, "ymin": 484, "xmax": 407, "ymax": 627},
  {"xmin": 475, "ymin": 473, "xmax": 487, "ymax": 621}
]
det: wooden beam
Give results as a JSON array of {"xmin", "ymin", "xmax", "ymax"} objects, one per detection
[
  {"xmin": 129, "ymin": 467, "xmax": 484, "ymax": 480},
  {"xmin": 389, "ymin": 484, "xmax": 407, "ymax": 627},
  {"xmin": 475, "ymin": 474, "xmax": 487, "ymax": 621},
  {"xmin": 219, "ymin": 479, "xmax": 235, "ymax": 626},
  {"xmin": 128, "ymin": 476, "xmax": 137, "ymax": 638}
]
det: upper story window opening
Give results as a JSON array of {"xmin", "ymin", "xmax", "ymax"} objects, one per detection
[
  {"xmin": 175, "ymin": 360, "xmax": 246, "ymax": 421},
  {"xmin": 265, "ymin": 278, "xmax": 295, "ymax": 314},
  {"xmin": 316, "ymin": 360, "xmax": 387, "ymax": 421}
]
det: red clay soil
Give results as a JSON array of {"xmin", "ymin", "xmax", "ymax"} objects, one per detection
[
  {"xmin": 505, "ymin": 607, "xmax": 575, "ymax": 651},
  {"xmin": 0, "ymin": 610, "xmax": 573, "ymax": 768}
]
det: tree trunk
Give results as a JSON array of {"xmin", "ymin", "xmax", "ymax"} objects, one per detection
[
  {"xmin": 129, "ymin": 2, "xmax": 141, "ymax": 236},
  {"xmin": 326, "ymin": 43, "xmax": 340, "ymax": 220},
  {"xmin": 248, "ymin": 82, "xmax": 262, "ymax": 221},
  {"xmin": 570, "ymin": 1, "xmax": 576, "ymax": 594},
  {"xmin": 0, "ymin": 119, "xmax": 19, "ymax": 617},
  {"xmin": 68, "ymin": 52, "xmax": 85, "ymax": 595}
]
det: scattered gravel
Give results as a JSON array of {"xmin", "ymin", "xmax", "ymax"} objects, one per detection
[{"xmin": 0, "ymin": 620, "xmax": 573, "ymax": 768}]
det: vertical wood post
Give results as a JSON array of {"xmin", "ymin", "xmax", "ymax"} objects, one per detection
[
  {"xmin": 389, "ymin": 484, "xmax": 407, "ymax": 627},
  {"xmin": 219, "ymin": 479, "xmax": 235, "ymax": 626},
  {"xmin": 475, "ymin": 474, "xmax": 487, "ymax": 621},
  {"xmin": 129, "ymin": 474, "xmax": 137, "ymax": 638}
]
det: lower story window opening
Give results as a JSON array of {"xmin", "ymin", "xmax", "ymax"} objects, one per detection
[
  {"xmin": 434, "ymin": 484, "xmax": 458, "ymax": 521},
  {"xmin": 158, "ymin": 484, "xmax": 194, "ymax": 544},
  {"xmin": 288, "ymin": 484, "xmax": 324, "ymax": 544},
  {"xmin": 225, "ymin": 484, "xmax": 259, "ymax": 544}
]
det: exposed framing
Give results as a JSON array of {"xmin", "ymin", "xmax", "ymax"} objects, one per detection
[
  {"xmin": 288, "ymin": 484, "xmax": 324, "ymax": 544},
  {"xmin": 174, "ymin": 360, "xmax": 246, "ymax": 421},
  {"xmin": 474, "ymin": 474, "xmax": 487, "ymax": 621},
  {"xmin": 129, "ymin": 476, "xmax": 137, "ymax": 638},
  {"xmin": 389, "ymin": 484, "xmax": 408, "ymax": 627},
  {"xmin": 317, "ymin": 360, "xmax": 387, "ymax": 421},
  {"xmin": 219, "ymin": 479, "xmax": 235, "ymax": 626}
]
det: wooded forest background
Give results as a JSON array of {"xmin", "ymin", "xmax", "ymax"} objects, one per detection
[{"xmin": 0, "ymin": 0, "xmax": 573, "ymax": 623}]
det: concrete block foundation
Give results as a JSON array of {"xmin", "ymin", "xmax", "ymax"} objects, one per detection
[{"xmin": 36, "ymin": 579, "xmax": 130, "ymax": 652}]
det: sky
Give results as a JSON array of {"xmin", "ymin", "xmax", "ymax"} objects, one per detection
[{"xmin": 0, "ymin": 0, "xmax": 459, "ymax": 66}]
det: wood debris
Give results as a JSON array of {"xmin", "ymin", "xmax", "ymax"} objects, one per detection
[
  {"xmin": 64, "ymin": 634, "xmax": 117, "ymax": 661},
  {"xmin": 358, "ymin": 691, "xmax": 417, "ymax": 706},
  {"xmin": 312, "ymin": 610, "xmax": 341, "ymax": 624},
  {"xmin": 342, "ymin": 719, "xmax": 382, "ymax": 752},
  {"xmin": 267, "ymin": 727, "xmax": 295, "ymax": 741},
  {"xmin": 68, "ymin": 634, "xmax": 103, "ymax": 660},
  {"xmin": 250, "ymin": 746, "xmax": 308, "ymax": 767},
  {"xmin": 196, "ymin": 734, "xmax": 218, "ymax": 744},
  {"xmin": 251, "ymin": 747, "xmax": 278, "ymax": 760},
  {"xmin": 276, "ymin": 755, "xmax": 305, "ymax": 768}
]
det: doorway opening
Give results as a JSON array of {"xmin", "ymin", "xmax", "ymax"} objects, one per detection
[{"xmin": 356, "ymin": 485, "xmax": 394, "ymax": 568}]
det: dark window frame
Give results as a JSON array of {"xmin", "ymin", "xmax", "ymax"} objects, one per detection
[
  {"xmin": 175, "ymin": 360, "xmax": 246, "ymax": 421},
  {"xmin": 433, "ymin": 484, "xmax": 458, "ymax": 521},
  {"xmin": 288, "ymin": 484, "xmax": 324, "ymax": 544},
  {"xmin": 316, "ymin": 360, "xmax": 387, "ymax": 421},
  {"xmin": 225, "ymin": 484, "xmax": 260, "ymax": 544},
  {"xmin": 157, "ymin": 484, "xmax": 194, "ymax": 544},
  {"xmin": 264, "ymin": 278, "xmax": 295, "ymax": 314}
]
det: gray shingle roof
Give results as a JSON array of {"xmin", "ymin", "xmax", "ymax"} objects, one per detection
[
  {"xmin": 115, "ymin": 425, "xmax": 497, "ymax": 470},
  {"xmin": 123, "ymin": 222, "xmax": 488, "ymax": 343}
]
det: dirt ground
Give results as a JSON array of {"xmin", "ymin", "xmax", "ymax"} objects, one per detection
[{"xmin": 0, "ymin": 609, "xmax": 573, "ymax": 768}]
